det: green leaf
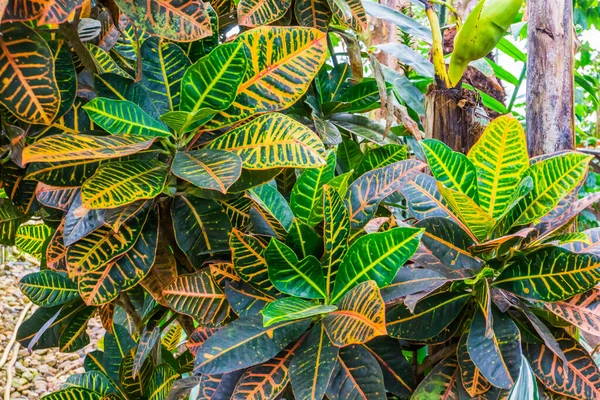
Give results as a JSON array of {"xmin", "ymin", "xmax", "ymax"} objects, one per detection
[
  {"xmin": 507, "ymin": 358, "xmax": 539, "ymax": 400},
  {"xmin": 103, "ymin": 324, "xmax": 136, "ymax": 383},
  {"xmin": 328, "ymin": 170, "xmax": 353, "ymax": 196},
  {"xmin": 16, "ymin": 223, "xmax": 52, "ymax": 258},
  {"xmin": 159, "ymin": 109, "xmax": 216, "ymax": 134},
  {"xmin": 225, "ymin": 282, "xmax": 274, "ymax": 318},
  {"xmin": 140, "ymin": 37, "xmax": 191, "ymax": 113},
  {"xmin": 120, "ymin": 349, "xmax": 151, "ymax": 399},
  {"xmin": 230, "ymin": 228, "xmax": 278, "ymax": 297},
  {"xmin": 437, "ymin": 183, "xmax": 495, "ymax": 242},
  {"xmin": 354, "ymin": 144, "xmax": 407, "ymax": 178},
  {"xmin": 147, "ymin": 364, "xmax": 179, "ymax": 400},
  {"xmin": 289, "ymin": 323, "xmax": 339, "ymax": 400},
  {"xmin": 180, "ymin": 42, "xmax": 248, "ymax": 113},
  {"xmin": 95, "ymin": 73, "xmax": 161, "ymax": 119},
  {"xmin": 322, "ymin": 186, "xmax": 350, "ymax": 301},
  {"xmin": 386, "ymin": 291, "xmax": 471, "ymax": 340},
  {"xmin": 114, "ymin": 0, "xmax": 212, "ymax": 42},
  {"xmin": 87, "ymin": 44, "xmax": 131, "ymax": 78},
  {"xmin": 261, "ymin": 297, "xmax": 336, "ymax": 327},
  {"xmin": 326, "ymin": 344, "xmax": 386, "ymax": 400},
  {"xmin": 133, "ymin": 327, "xmax": 160, "ymax": 379},
  {"xmin": 324, "ymin": 79, "xmax": 388, "ymax": 114},
  {"xmin": 59, "ymin": 305, "xmax": 95, "ymax": 352},
  {"xmin": 345, "ymin": 159, "xmax": 426, "ymax": 228},
  {"xmin": 336, "ymin": 138, "xmax": 363, "ymax": 173},
  {"xmin": 83, "ymin": 98, "xmax": 172, "ymax": 138},
  {"xmin": 399, "ymin": 173, "xmax": 458, "ymax": 222},
  {"xmin": 41, "ymin": 388, "xmax": 102, "ymax": 400},
  {"xmin": 19, "ymin": 270, "xmax": 78, "ymax": 306},
  {"xmin": 543, "ymin": 288, "xmax": 600, "ymax": 336},
  {"xmin": 285, "ymin": 219, "xmax": 324, "ymax": 259},
  {"xmin": 64, "ymin": 371, "xmax": 118, "ymax": 395},
  {"xmin": 421, "ymin": 139, "xmax": 479, "ymax": 202},
  {"xmin": 206, "ymin": 113, "xmax": 326, "ymax": 169},
  {"xmin": 164, "ymin": 270, "xmax": 232, "ymax": 327},
  {"xmin": 467, "ymin": 115, "xmax": 530, "ymax": 218},
  {"xmin": 171, "ymin": 196, "xmax": 231, "ymax": 265},
  {"xmin": 493, "ymin": 246, "xmax": 600, "ymax": 302},
  {"xmin": 0, "ymin": 199, "xmax": 22, "ymax": 245},
  {"xmin": 265, "ymin": 239, "xmax": 327, "ymax": 299},
  {"xmin": 524, "ymin": 329, "xmax": 600, "ymax": 399},
  {"xmin": 172, "ymin": 149, "xmax": 242, "ymax": 194},
  {"xmin": 247, "ymin": 183, "xmax": 294, "ymax": 238},
  {"xmin": 506, "ymin": 152, "xmax": 593, "ymax": 226},
  {"xmin": 323, "ymin": 280, "xmax": 387, "ymax": 346},
  {"xmin": 376, "ymin": 43, "xmax": 434, "ymax": 78},
  {"xmin": 331, "ymin": 227, "xmax": 423, "ymax": 303},
  {"xmin": 327, "ymin": 0, "xmax": 367, "ymax": 32},
  {"xmin": 290, "ymin": 152, "xmax": 336, "ymax": 225},
  {"xmin": 294, "ymin": 0, "xmax": 332, "ymax": 30},
  {"xmin": 238, "ymin": 0, "xmax": 292, "ymax": 26},
  {"xmin": 81, "ymin": 160, "xmax": 168, "ymax": 209},
  {"xmin": 50, "ymin": 41, "xmax": 77, "ymax": 120},
  {"xmin": 467, "ymin": 308, "xmax": 522, "ymax": 390},
  {"xmin": 362, "ymin": 337, "xmax": 414, "ymax": 398},
  {"xmin": 194, "ymin": 316, "xmax": 310, "ymax": 375},
  {"xmin": 380, "ymin": 267, "xmax": 447, "ymax": 304}
]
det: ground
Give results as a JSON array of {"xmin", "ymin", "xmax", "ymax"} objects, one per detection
[{"xmin": 0, "ymin": 254, "xmax": 103, "ymax": 399}]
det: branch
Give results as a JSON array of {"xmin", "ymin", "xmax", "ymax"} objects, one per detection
[
  {"xmin": 118, "ymin": 293, "xmax": 142, "ymax": 333},
  {"xmin": 58, "ymin": 10, "xmax": 98, "ymax": 75},
  {"xmin": 417, "ymin": 344, "xmax": 457, "ymax": 376},
  {"xmin": 0, "ymin": 302, "xmax": 33, "ymax": 369}
]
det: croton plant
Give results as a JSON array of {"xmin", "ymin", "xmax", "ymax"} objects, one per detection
[{"xmin": 1, "ymin": 0, "xmax": 600, "ymax": 399}]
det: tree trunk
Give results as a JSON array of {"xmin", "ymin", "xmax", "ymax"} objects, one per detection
[
  {"xmin": 526, "ymin": 0, "xmax": 575, "ymax": 156},
  {"xmin": 368, "ymin": 0, "xmax": 410, "ymax": 69}
]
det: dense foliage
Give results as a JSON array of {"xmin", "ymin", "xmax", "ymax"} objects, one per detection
[{"xmin": 2, "ymin": 0, "xmax": 600, "ymax": 399}]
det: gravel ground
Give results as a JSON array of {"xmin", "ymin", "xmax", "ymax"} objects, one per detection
[{"xmin": 1, "ymin": 250, "xmax": 104, "ymax": 399}]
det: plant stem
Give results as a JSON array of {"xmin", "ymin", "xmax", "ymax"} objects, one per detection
[
  {"xmin": 58, "ymin": 10, "xmax": 98, "ymax": 75},
  {"xmin": 118, "ymin": 293, "xmax": 142, "ymax": 333},
  {"xmin": 421, "ymin": 1, "xmax": 450, "ymax": 88},
  {"xmin": 417, "ymin": 343, "xmax": 457, "ymax": 375},
  {"xmin": 327, "ymin": 32, "xmax": 339, "ymax": 68},
  {"xmin": 508, "ymin": 62, "xmax": 527, "ymax": 112}
]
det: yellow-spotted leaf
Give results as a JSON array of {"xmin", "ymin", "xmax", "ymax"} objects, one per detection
[
  {"xmin": 172, "ymin": 149, "xmax": 242, "ymax": 194},
  {"xmin": 322, "ymin": 185, "xmax": 350, "ymax": 302},
  {"xmin": 421, "ymin": 139, "xmax": 479, "ymax": 202},
  {"xmin": 0, "ymin": 199, "xmax": 22, "ymax": 246},
  {"xmin": 294, "ymin": 0, "xmax": 332, "ymax": 31},
  {"xmin": 331, "ymin": 227, "xmax": 423, "ymax": 303},
  {"xmin": 87, "ymin": 44, "xmax": 131, "ymax": 78},
  {"xmin": 161, "ymin": 324, "xmax": 183, "ymax": 352},
  {"xmin": 16, "ymin": 223, "xmax": 52, "ymax": 258},
  {"xmin": 327, "ymin": 0, "xmax": 367, "ymax": 32},
  {"xmin": 0, "ymin": 23, "xmax": 60, "ymax": 124},
  {"xmin": 238, "ymin": 0, "xmax": 292, "ymax": 26},
  {"xmin": 180, "ymin": 41, "xmax": 247, "ymax": 113},
  {"xmin": 205, "ymin": 26, "xmax": 327, "ymax": 129},
  {"xmin": 67, "ymin": 207, "xmax": 149, "ymax": 277},
  {"xmin": 38, "ymin": 388, "xmax": 102, "ymax": 400},
  {"xmin": 114, "ymin": 0, "xmax": 212, "ymax": 42},
  {"xmin": 19, "ymin": 270, "xmax": 79, "ymax": 307},
  {"xmin": 163, "ymin": 270, "xmax": 232, "ymax": 327},
  {"xmin": 22, "ymin": 134, "xmax": 156, "ymax": 164},
  {"xmin": 506, "ymin": 152, "xmax": 593, "ymax": 227},
  {"xmin": 437, "ymin": 183, "xmax": 495, "ymax": 242},
  {"xmin": 140, "ymin": 37, "xmax": 191, "ymax": 114},
  {"xmin": 81, "ymin": 160, "xmax": 167, "ymax": 209},
  {"xmin": 83, "ymin": 98, "xmax": 172, "ymax": 138},
  {"xmin": 467, "ymin": 115, "xmax": 529, "ymax": 218},
  {"xmin": 262, "ymin": 297, "xmax": 336, "ymax": 327},
  {"xmin": 494, "ymin": 246, "xmax": 600, "ymax": 302},
  {"xmin": 323, "ymin": 280, "xmax": 386, "ymax": 346},
  {"xmin": 207, "ymin": 113, "xmax": 326, "ymax": 169},
  {"xmin": 3, "ymin": 0, "xmax": 85, "ymax": 24},
  {"xmin": 78, "ymin": 211, "xmax": 158, "ymax": 306}
]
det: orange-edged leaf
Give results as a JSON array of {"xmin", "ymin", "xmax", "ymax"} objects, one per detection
[
  {"xmin": 231, "ymin": 341, "xmax": 301, "ymax": 400},
  {"xmin": 22, "ymin": 134, "xmax": 156, "ymax": 164},
  {"xmin": 326, "ymin": 344, "xmax": 386, "ymax": 400},
  {"xmin": 198, "ymin": 371, "xmax": 243, "ymax": 400},
  {"xmin": 35, "ymin": 184, "xmax": 79, "ymax": 211},
  {"xmin": 205, "ymin": 26, "xmax": 328, "ymax": 129},
  {"xmin": 238, "ymin": 0, "xmax": 292, "ymax": 27},
  {"xmin": 345, "ymin": 159, "xmax": 426, "ymax": 228},
  {"xmin": 457, "ymin": 332, "xmax": 491, "ymax": 397},
  {"xmin": 186, "ymin": 326, "xmax": 218, "ymax": 356},
  {"xmin": 66, "ymin": 206, "xmax": 150, "ymax": 277},
  {"xmin": 99, "ymin": 302, "xmax": 115, "ymax": 334},
  {"xmin": 225, "ymin": 282, "xmax": 275, "ymax": 318},
  {"xmin": 77, "ymin": 209, "xmax": 158, "ymax": 305},
  {"xmin": 207, "ymin": 113, "xmax": 326, "ymax": 170},
  {"xmin": 46, "ymin": 221, "xmax": 67, "ymax": 272},
  {"xmin": 261, "ymin": 297, "xmax": 336, "ymax": 327},
  {"xmin": 524, "ymin": 329, "xmax": 600, "ymax": 399},
  {"xmin": 0, "ymin": 23, "xmax": 60, "ymax": 124},
  {"xmin": 230, "ymin": 228, "xmax": 278, "ymax": 297},
  {"xmin": 327, "ymin": 0, "xmax": 367, "ymax": 32},
  {"xmin": 323, "ymin": 280, "xmax": 386, "ymax": 346},
  {"xmin": 3, "ymin": 0, "xmax": 85, "ymax": 24},
  {"xmin": 289, "ymin": 323, "xmax": 338, "ymax": 400},
  {"xmin": 209, "ymin": 262, "xmax": 240, "ymax": 289},
  {"xmin": 163, "ymin": 269, "xmax": 233, "ymax": 327},
  {"xmin": 141, "ymin": 242, "xmax": 178, "ymax": 306},
  {"xmin": 172, "ymin": 149, "xmax": 242, "ymax": 194},
  {"xmin": 114, "ymin": 0, "xmax": 212, "ymax": 42},
  {"xmin": 544, "ymin": 288, "xmax": 600, "ymax": 336}
]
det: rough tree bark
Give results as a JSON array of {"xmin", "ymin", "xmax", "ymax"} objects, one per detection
[{"xmin": 526, "ymin": 0, "xmax": 575, "ymax": 156}]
